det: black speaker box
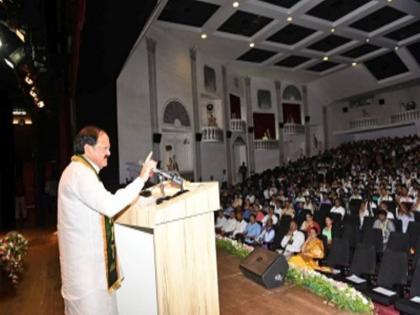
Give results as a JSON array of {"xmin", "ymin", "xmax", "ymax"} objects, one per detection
[
  {"xmin": 239, "ymin": 247, "xmax": 288, "ymax": 289},
  {"xmin": 305, "ymin": 115, "xmax": 310, "ymax": 123},
  {"xmin": 379, "ymin": 98, "xmax": 385, "ymax": 105},
  {"xmin": 226, "ymin": 130, "xmax": 232, "ymax": 139},
  {"xmin": 278, "ymin": 122, "xmax": 284, "ymax": 129},
  {"xmin": 195, "ymin": 132, "xmax": 202, "ymax": 142},
  {"xmin": 342, "ymin": 107, "xmax": 348, "ymax": 113},
  {"xmin": 153, "ymin": 133, "xmax": 162, "ymax": 144},
  {"xmin": 248, "ymin": 126, "xmax": 254, "ymax": 133}
]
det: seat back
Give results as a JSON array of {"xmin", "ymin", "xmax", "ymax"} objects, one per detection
[
  {"xmin": 326, "ymin": 237, "xmax": 350, "ymax": 268},
  {"xmin": 350, "ymin": 243, "xmax": 376, "ymax": 276},
  {"xmin": 391, "ymin": 219, "xmax": 403, "ymax": 233},
  {"xmin": 407, "ymin": 222, "xmax": 420, "ymax": 249},
  {"xmin": 361, "ymin": 216, "xmax": 375, "ymax": 232},
  {"xmin": 410, "ymin": 259, "xmax": 420, "ymax": 298},
  {"xmin": 387, "ymin": 231, "xmax": 410, "ymax": 253},
  {"xmin": 377, "ymin": 250, "xmax": 408, "ymax": 289},
  {"xmin": 349, "ymin": 199, "xmax": 362, "ymax": 216},
  {"xmin": 342, "ymin": 224, "xmax": 360, "ymax": 249},
  {"xmin": 362, "ymin": 228, "xmax": 383, "ymax": 253}
]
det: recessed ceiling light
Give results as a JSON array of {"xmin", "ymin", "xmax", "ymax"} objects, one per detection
[
  {"xmin": 387, "ymin": 0, "xmax": 392, "ymax": 2},
  {"xmin": 323, "ymin": 56, "xmax": 329, "ymax": 61},
  {"xmin": 287, "ymin": 16, "xmax": 293, "ymax": 22},
  {"xmin": 352, "ymin": 62, "xmax": 357, "ymax": 67},
  {"xmin": 366, "ymin": 38, "xmax": 370, "ymax": 43},
  {"xmin": 330, "ymin": 28, "xmax": 335, "ymax": 33},
  {"xmin": 249, "ymin": 42, "xmax": 255, "ymax": 48},
  {"xmin": 394, "ymin": 46, "xmax": 399, "ymax": 50},
  {"xmin": 232, "ymin": 1, "xmax": 239, "ymax": 7},
  {"xmin": 201, "ymin": 33, "xmax": 207, "ymax": 39}
]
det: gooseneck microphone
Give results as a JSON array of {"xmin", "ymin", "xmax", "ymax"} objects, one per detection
[{"xmin": 138, "ymin": 160, "xmax": 184, "ymax": 186}]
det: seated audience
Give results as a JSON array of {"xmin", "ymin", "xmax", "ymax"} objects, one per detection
[
  {"xmin": 373, "ymin": 209, "xmax": 396, "ymax": 250},
  {"xmin": 222, "ymin": 211, "xmax": 237, "ymax": 237},
  {"xmin": 215, "ymin": 210, "xmax": 227, "ymax": 234},
  {"xmin": 262, "ymin": 206, "xmax": 278, "ymax": 226},
  {"xmin": 279, "ymin": 220, "xmax": 305, "ymax": 259},
  {"xmin": 289, "ymin": 226, "xmax": 325, "ymax": 271},
  {"xmin": 232, "ymin": 211, "xmax": 247, "ymax": 239},
  {"xmin": 330, "ymin": 199, "xmax": 345, "ymax": 219},
  {"xmin": 256, "ymin": 218, "xmax": 275, "ymax": 249},
  {"xmin": 300, "ymin": 212, "xmax": 321, "ymax": 235},
  {"xmin": 243, "ymin": 214, "xmax": 262, "ymax": 245},
  {"xmin": 282, "ymin": 200, "xmax": 295, "ymax": 218},
  {"xmin": 322, "ymin": 215, "xmax": 334, "ymax": 245}
]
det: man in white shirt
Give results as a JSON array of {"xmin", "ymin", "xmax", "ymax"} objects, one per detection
[
  {"xmin": 279, "ymin": 220, "xmax": 305, "ymax": 259},
  {"xmin": 215, "ymin": 210, "xmax": 227, "ymax": 234},
  {"xmin": 232, "ymin": 212, "xmax": 247, "ymax": 238},
  {"xmin": 330, "ymin": 198, "xmax": 346, "ymax": 219},
  {"xmin": 262, "ymin": 206, "xmax": 278, "ymax": 226},
  {"xmin": 57, "ymin": 126, "xmax": 156, "ymax": 315},
  {"xmin": 222, "ymin": 211, "xmax": 237, "ymax": 236}
]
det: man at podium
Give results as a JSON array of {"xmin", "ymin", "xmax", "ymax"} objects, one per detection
[{"xmin": 57, "ymin": 125, "xmax": 156, "ymax": 315}]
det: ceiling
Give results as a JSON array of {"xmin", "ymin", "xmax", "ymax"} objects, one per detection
[{"xmin": 155, "ymin": 0, "xmax": 420, "ymax": 82}]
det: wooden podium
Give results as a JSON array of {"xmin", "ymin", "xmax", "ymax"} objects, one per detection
[{"xmin": 114, "ymin": 181, "xmax": 220, "ymax": 315}]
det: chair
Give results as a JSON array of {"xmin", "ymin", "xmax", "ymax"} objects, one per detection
[
  {"xmin": 383, "ymin": 201, "xmax": 397, "ymax": 217},
  {"xmin": 272, "ymin": 224, "xmax": 288, "ymax": 250},
  {"xmin": 328, "ymin": 212, "xmax": 343, "ymax": 227},
  {"xmin": 391, "ymin": 218, "xmax": 403, "ymax": 233},
  {"xmin": 341, "ymin": 224, "xmax": 360, "ymax": 250},
  {"xmin": 360, "ymin": 216, "xmax": 375, "ymax": 233},
  {"xmin": 349, "ymin": 199, "xmax": 363, "ymax": 216},
  {"xmin": 296, "ymin": 209, "xmax": 311, "ymax": 227},
  {"xmin": 325, "ymin": 237, "xmax": 350, "ymax": 273},
  {"xmin": 387, "ymin": 232, "xmax": 410, "ymax": 253},
  {"xmin": 407, "ymin": 222, "xmax": 420, "ymax": 249},
  {"xmin": 415, "ymin": 211, "xmax": 420, "ymax": 222},
  {"xmin": 279, "ymin": 214, "xmax": 292, "ymax": 227},
  {"xmin": 365, "ymin": 250, "xmax": 408, "ymax": 305},
  {"xmin": 395, "ymin": 260, "xmax": 420, "ymax": 315},
  {"xmin": 346, "ymin": 243, "xmax": 376, "ymax": 290},
  {"xmin": 362, "ymin": 228, "xmax": 383, "ymax": 253}
]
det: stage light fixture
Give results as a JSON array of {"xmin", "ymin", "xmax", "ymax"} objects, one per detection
[
  {"xmin": 287, "ymin": 16, "xmax": 293, "ymax": 22},
  {"xmin": 352, "ymin": 62, "xmax": 357, "ymax": 67},
  {"xmin": 37, "ymin": 100, "xmax": 45, "ymax": 108},
  {"xmin": 4, "ymin": 57, "xmax": 14, "ymax": 68},
  {"xmin": 323, "ymin": 56, "xmax": 329, "ymax": 61},
  {"xmin": 29, "ymin": 86, "xmax": 38, "ymax": 98},
  {"xmin": 25, "ymin": 74, "xmax": 33, "ymax": 85},
  {"xmin": 330, "ymin": 28, "xmax": 335, "ymax": 33},
  {"xmin": 201, "ymin": 33, "xmax": 207, "ymax": 39},
  {"xmin": 249, "ymin": 42, "xmax": 255, "ymax": 48},
  {"xmin": 232, "ymin": 1, "xmax": 239, "ymax": 8},
  {"xmin": 15, "ymin": 29, "xmax": 25, "ymax": 42}
]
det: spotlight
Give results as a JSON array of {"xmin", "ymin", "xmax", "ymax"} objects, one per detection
[
  {"xmin": 4, "ymin": 58, "xmax": 14, "ymax": 68},
  {"xmin": 15, "ymin": 29, "xmax": 25, "ymax": 42},
  {"xmin": 366, "ymin": 38, "xmax": 370, "ymax": 43},
  {"xmin": 201, "ymin": 33, "xmax": 207, "ymax": 39},
  {"xmin": 29, "ymin": 86, "xmax": 38, "ymax": 98},
  {"xmin": 352, "ymin": 62, "xmax": 357, "ymax": 67},
  {"xmin": 37, "ymin": 100, "xmax": 45, "ymax": 108},
  {"xmin": 287, "ymin": 16, "xmax": 293, "ymax": 22},
  {"xmin": 232, "ymin": 1, "xmax": 239, "ymax": 8},
  {"xmin": 249, "ymin": 42, "xmax": 255, "ymax": 48},
  {"xmin": 323, "ymin": 56, "xmax": 329, "ymax": 61},
  {"xmin": 330, "ymin": 28, "xmax": 335, "ymax": 33},
  {"xmin": 394, "ymin": 46, "xmax": 399, "ymax": 51}
]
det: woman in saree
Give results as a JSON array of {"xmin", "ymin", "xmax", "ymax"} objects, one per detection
[{"xmin": 289, "ymin": 226, "xmax": 325, "ymax": 271}]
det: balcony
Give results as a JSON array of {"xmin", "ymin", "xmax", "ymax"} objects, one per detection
[
  {"xmin": 283, "ymin": 123, "xmax": 304, "ymax": 135},
  {"xmin": 349, "ymin": 117, "xmax": 378, "ymax": 129},
  {"xmin": 230, "ymin": 119, "xmax": 246, "ymax": 132},
  {"xmin": 391, "ymin": 109, "xmax": 420, "ymax": 123},
  {"xmin": 254, "ymin": 139, "xmax": 279, "ymax": 150},
  {"xmin": 202, "ymin": 126, "xmax": 223, "ymax": 142}
]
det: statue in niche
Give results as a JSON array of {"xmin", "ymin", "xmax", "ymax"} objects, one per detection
[
  {"xmin": 207, "ymin": 104, "xmax": 218, "ymax": 127},
  {"xmin": 167, "ymin": 155, "xmax": 179, "ymax": 173},
  {"xmin": 286, "ymin": 115, "xmax": 295, "ymax": 124},
  {"xmin": 262, "ymin": 129, "xmax": 271, "ymax": 140}
]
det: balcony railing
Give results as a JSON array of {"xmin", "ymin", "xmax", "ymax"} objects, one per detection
[
  {"xmin": 283, "ymin": 123, "xmax": 304, "ymax": 135},
  {"xmin": 230, "ymin": 119, "xmax": 246, "ymax": 132},
  {"xmin": 202, "ymin": 126, "xmax": 223, "ymax": 142},
  {"xmin": 254, "ymin": 139, "xmax": 279, "ymax": 150},
  {"xmin": 349, "ymin": 117, "xmax": 378, "ymax": 129},
  {"xmin": 391, "ymin": 109, "xmax": 420, "ymax": 123}
]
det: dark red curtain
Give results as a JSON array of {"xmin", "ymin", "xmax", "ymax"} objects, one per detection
[
  {"xmin": 230, "ymin": 94, "xmax": 241, "ymax": 119},
  {"xmin": 282, "ymin": 103, "xmax": 301, "ymax": 124},
  {"xmin": 253, "ymin": 113, "xmax": 275, "ymax": 140}
]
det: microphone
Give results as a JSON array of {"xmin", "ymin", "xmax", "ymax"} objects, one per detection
[{"xmin": 138, "ymin": 160, "xmax": 184, "ymax": 186}]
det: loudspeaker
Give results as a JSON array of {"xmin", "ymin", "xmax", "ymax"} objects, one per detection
[
  {"xmin": 239, "ymin": 247, "xmax": 288, "ymax": 289},
  {"xmin": 248, "ymin": 126, "xmax": 254, "ymax": 133},
  {"xmin": 153, "ymin": 133, "xmax": 162, "ymax": 144},
  {"xmin": 342, "ymin": 107, "xmax": 348, "ymax": 113},
  {"xmin": 195, "ymin": 132, "xmax": 202, "ymax": 142},
  {"xmin": 305, "ymin": 115, "xmax": 310, "ymax": 123},
  {"xmin": 226, "ymin": 130, "xmax": 232, "ymax": 139},
  {"xmin": 278, "ymin": 122, "xmax": 284, "ymax": 129},
  {"xmin": 379, "ymin": 98, "xmax": 385, "ymax": 105}
]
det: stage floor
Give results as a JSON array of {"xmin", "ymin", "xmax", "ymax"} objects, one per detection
[{"xmin": 0, "ymin": 229, "xmax": 349, "ymax": 315}]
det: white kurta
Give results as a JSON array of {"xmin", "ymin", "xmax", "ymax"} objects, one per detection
[{"xmin": 57, "ymin": 159, "xmax": 145, "ymax": 315}]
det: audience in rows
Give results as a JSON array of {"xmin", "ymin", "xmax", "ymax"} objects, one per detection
[{"xmin": 216, "ymin": 135, "xmax": 420, "ymax": 271}]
